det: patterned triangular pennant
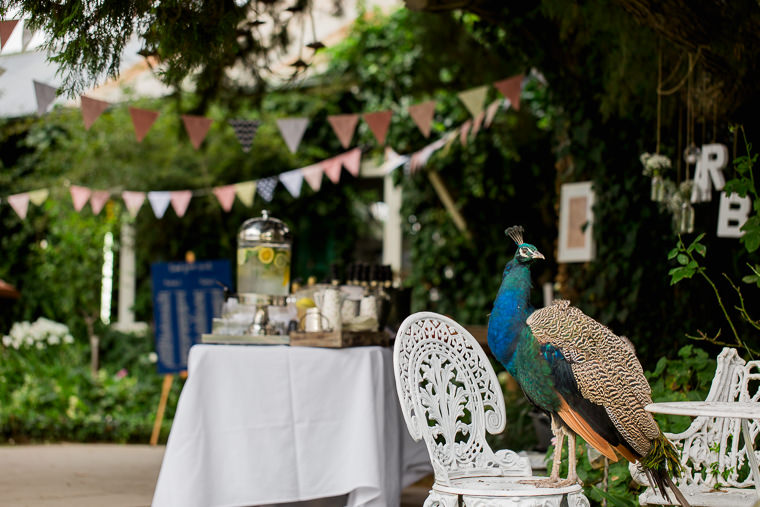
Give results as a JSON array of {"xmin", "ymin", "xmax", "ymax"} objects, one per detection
[
  {"xmin": 362, "ymin": 110, "xmax": 392, "ymax": 146},
  {"xmin": 147, "ymin": 191, "xmax": 172, "ymax": 219},
  {"xmin": 228, "ymin": 119, "xmax": 260, "ymax": 152},
  {"xmin": 28, "ymin": 188, "xmax": 49, "ymax": 206},
  {"xmin": 457, "ymin": 85, "xmax": 488, "ymax": 118},
  {"xmin": 170, "ymin": 190, "xmax": 193, "ymax": 217},
  {"xmin": 276, "ymin": 117, "xmax": 309, "ymax": 153},
  {"xmin": 182, "ymin": 114, "xmax": 213, "ymax": 150},
  {"xmin": 493, "ymin": 75, "xmax": 524, "ymax": 111},
  {"xmin": 90, "ymin": 190, "xmax": 110, "ymax": 215},
  {"xmin": 33, "ymin": 81, "xmax": 58, "ymax": 116},
  {"xmin": 213, "ymin": 185, "xmax": 236, "ymax": 212},
  {"xmin": 327, "ymin": 113, "xmax": 360, "ymax": 149},
  {"xmin": 0, "ymin": 20, "xmax": 19, "ymax": 50},
  {"xmin": 342, "ymin": 148, "xmax": 361, "ymax": 177},
  {"xmin": 7, "ymin": 193, "xmax": 29, "ymax": 220},
  {"xmin": 321, "ymin": 156, "xmax": 343, "ymax": 184},
  {"xmin": 122, "ymin": 191, "xmax": 146, "ymax": 218},
  {"xmin": 70, "ymin": 185, "xmax": 92, "ymax": 212},
  {"xmin": 234, "ymin": 181, "xmax": 257, "ymax": 207},
  {"xmin": 279, "ymin": 169, "xmax": 304, "ymax": 198},
  {"xmin": 484, "ymin": 99, "xmax": 502, "ymax": 128},
  {"xmin": 301, "ymin": 164, "xmax": 323, "ymax": 192},
  {"xmin": 128, "ymin": 107, "xmax": 159, "ymax": 142},
  {"xmin": 257, "ymin": 177, "xmax": 278, "ymax": 202},
  {"xmin": 81, "ymin": 96, "xmax": 110, "ymax": 130},
  {"xmin": 408, "ymin": 100, "xmax": 436, "ymax": 138}
]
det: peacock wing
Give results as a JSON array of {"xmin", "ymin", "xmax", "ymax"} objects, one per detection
[{"xmin": 527, "ymin": 300, "xmax": 659, "ymax": 457}]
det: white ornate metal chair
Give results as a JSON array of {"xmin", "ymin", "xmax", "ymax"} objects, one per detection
[
  {"xmin": 632, "ymin": 347, "xmax": 760, "ymax": 506},
  {"xmin": 394, "ymin": 312, "xmax": 588, "ymax": 507}
]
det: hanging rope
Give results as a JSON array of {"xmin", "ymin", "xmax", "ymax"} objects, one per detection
[
  {"xmin": 658, "ymin": 47, "xmax": 703, "ymax": 96},
  {"xmin": 656, "ymin": 47, "xmax": 663, "ymax": 154}
]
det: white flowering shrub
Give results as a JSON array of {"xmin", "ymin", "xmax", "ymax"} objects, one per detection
[{"xmin": 2, "ymin": 317, "xmax": 75, "ymax": 350}]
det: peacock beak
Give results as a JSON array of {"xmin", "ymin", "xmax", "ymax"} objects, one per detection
[{"xmin": 532, "ymin": 250, "xmax": 545, "ymax": 260}]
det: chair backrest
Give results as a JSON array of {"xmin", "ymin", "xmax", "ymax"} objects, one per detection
[
  {"xmin": 393, "ymin": 312, "xmax": 531, "ymax": 485},
  {"xmin": 670, "ymin": 347, "xmax": 760, "ymax": 489}
]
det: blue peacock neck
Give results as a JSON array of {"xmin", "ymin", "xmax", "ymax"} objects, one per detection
[{"xmin": 487, "ymin": 258, "xmax": 533, "ymax": 371}]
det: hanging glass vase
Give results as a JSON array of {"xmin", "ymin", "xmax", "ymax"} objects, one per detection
[
  {"xmin": 679, "ymin": 202, "xmax": 695, "ymax": 234},
  {"xmin": 651, "ymin": 175, "xmax": 666, "ymax": 202}
]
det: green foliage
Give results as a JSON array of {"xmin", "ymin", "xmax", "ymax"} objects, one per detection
[
  {"xmin": 0, "ymin": 320, "xmax": 178, "ymax": 443},
  {"xmin": 667, "ymin": 129, "xmax": 760, "ymax": 358}
]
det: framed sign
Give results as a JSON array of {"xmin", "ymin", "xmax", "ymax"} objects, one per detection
[
  {"xmin": 558, "ymin": 181, "xmax": 595, "ymax": 263},
  {"xmin": 151, "ymin": 260, "xmax": 231, "ymax": 373}
]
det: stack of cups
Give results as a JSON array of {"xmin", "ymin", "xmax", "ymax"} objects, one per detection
[{"xmin": 318, "ymin": 288, "xmax": 343, "ymax": 332}]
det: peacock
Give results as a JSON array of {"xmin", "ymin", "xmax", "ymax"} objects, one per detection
[{"xmin": 487, "ymin": 225, "xmax": 688, "ymax": 506}]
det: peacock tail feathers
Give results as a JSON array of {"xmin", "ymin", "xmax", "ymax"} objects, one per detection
[{"xmin": 639, "ymin": 432, "xmax": 683, "ymax": 479}]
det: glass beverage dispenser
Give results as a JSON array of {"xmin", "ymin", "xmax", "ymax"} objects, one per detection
[{"xmin": 237, "ymin": 210, "xmax": 292, "ymax": 301}]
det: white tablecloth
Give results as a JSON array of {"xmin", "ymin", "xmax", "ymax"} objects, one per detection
[{"xmin": 152, "ymin": 344, "xmax": 431, "ymax": 507}]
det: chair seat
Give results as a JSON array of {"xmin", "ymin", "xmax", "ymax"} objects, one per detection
[
  {"xmin": 434, "ymin": 475, "xmax": 583, "ymax": 497},
  {"xmin": 640, "ymin": 486, "xmax": 760, "ymax": 507}
]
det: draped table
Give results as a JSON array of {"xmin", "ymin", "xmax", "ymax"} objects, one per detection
[{"xmin": 152, "ymin": 344, "xmax": 431, "ymax": 507}]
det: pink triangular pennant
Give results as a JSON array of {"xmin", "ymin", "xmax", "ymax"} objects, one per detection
[
  {"xmin": 170, "ymin": 190, "xmax": 192, "ymax": 217},
  {"xmin": 408, "ymin": 100, "xmax": 436, "ymax": 138},
  {"xmin": 81, "ymin": 96, "xmax": 110, "ymax": 130},
  {"xmin": 327, "ymin": 114, "xmax": 360, "ymax": 149},
  {"xmin": 459, "ymin": 120, "xmax": 472, "ymax": 146},
  {"xmin": 279, "ymin": 169, "xmax": 304, "ymax": 198},
  {"xmin": 7, "ymin": 193, "xmax": 29, "ymax": 220},
  {"xmin": 33, "ymin": 81, "xmax": 58, "ymax": 116},
  {"xmin": 484, "ymin": 100, "xmax": 502, "ymax": 128},
  {"xmin": 69, "ymin": 185, "xmax": 92, "ymax": 212},
  {"xmin": 0, "ymin": 20, "xmax": 19, "ymax": 49},
  {"xmin": 342, "ymin": 148, "xmax": 361, "ymax": 177},
  {"xmin": 90, "ymin": 190, "xmax": 110, "ymax": 215},
  {"xmin": 301, "ymin": 164, "xmax": 323, "ymax": 192},
  {"xmin": 182, "ymin": 114, "xmax": 214, "ymax": 150},
  {"xmin": 213, "ymin": 185, "xmax": 236, "ymax": 212},
  {"xmin": 471, "ymin": 110, "xmax": 485, "ymax": 138},
  {"xmin": 122, "ymin": 191, "xmax": 146, "ymax": 218},
  {"xmin": 322, "ymin": 156, "xmax": 343, "ymax": 184},
  {"xmin": 362, "ymin": 110, "xmax": 392, "ymax": 146},
  {"xmin": 493, "ymin": 75, "xmax": 524, "ymax": 111},
  {"xmin": 129, "ymin": 107, "xmax": 159, "ymax": 142}
]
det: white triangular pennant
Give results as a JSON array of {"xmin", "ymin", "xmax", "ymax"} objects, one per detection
[
  {"xmin": 147, "ymin": 191, "xmax": 172, "ymax": 219},
  {"xmin": 279, "ymin": 169, "xmax": 304, "ymax": 198},
  {"xmin": 276, "ymin": 118, "xmax": 309, "ymax": 153},
  {"xmin": 301, "ymin": 164, "xmax": 323, "ymax": 192},
  {"xmin": 257, "ymin": 177, "xmax": 278, "ymax": 202}
]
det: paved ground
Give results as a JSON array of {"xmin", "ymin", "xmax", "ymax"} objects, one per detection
[{"xmin": 0, "ymin": 443, "xmax": 165, "ymax": 507}]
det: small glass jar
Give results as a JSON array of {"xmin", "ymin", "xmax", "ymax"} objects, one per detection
[
  {"xmin": 678, "ymin": 202, "xmax": 695, "ymax": 234},
  {"xmin": 651, "ymin": 175, "xmax": 666, "ymax": 202},
  {"xmin": 237, "ymin": 210, "xmax": 293, "ymax": 298}
]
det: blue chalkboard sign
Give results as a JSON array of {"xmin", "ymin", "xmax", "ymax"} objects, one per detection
[{"xmin": 151, "ymin": 260, "xmax": 231, "ymax": 373}]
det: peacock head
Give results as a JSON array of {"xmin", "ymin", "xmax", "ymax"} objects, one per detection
[{"xmin": 505, "ymin": 225, "xmax": 545, "ymax": 264}]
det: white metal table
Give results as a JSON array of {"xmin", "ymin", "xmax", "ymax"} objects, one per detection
[{"xmin": 646, "ymin": 401, "xmax": 760, "ymax": 498}]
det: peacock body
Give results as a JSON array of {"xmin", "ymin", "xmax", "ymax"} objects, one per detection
[{"xmin": 487, "ymin": 226, "xmax": 688, "ymax": 506}]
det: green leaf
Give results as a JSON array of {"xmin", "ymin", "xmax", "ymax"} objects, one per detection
[
  {"xmin": 669, "ymin": 266, "xmax": 696, "ymax": 285},
  {"xmin": 592, "ymin": 487, "xmax": 637, "ymax": 507},
  {"xmin": 677, "ymin": 253, "xmax": 689, "ymax": 265},
  {"xmin": 687, "ymin": 233, "xmax": 705, "ymax": 253},
  {"xmin": 667, "ymin": 248, "xmax": 679, "ymax": 260},
  {"xmin": 694, "ymin": 243, "xmax": 707, "ymax": 257},
  {"xmin": 743, "ymin": 230, "xmax": 760, "ymax": 253},
  {"xmin": 742, "ymin": 274, "xmax": 758, "ymax": 284}
]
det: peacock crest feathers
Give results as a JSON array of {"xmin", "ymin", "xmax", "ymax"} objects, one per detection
[{"xmin": 505, "ymin": 225, "xmax": 524, "ymax": 245}]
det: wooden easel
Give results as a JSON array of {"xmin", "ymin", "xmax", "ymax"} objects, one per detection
[{"xmin": 150, "ymin": 370, "xmax": 187, "ymax": 446}]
